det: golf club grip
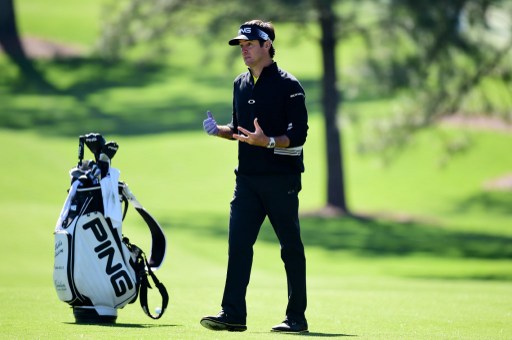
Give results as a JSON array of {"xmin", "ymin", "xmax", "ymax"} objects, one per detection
[{"xmin": 78, "ymin": 136, "xmax": 85, "ymax": 166}]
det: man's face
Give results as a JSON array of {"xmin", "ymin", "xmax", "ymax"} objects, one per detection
[{"xmin": 238, "ymin": 40, "xmax": 267, "ymax": 67}]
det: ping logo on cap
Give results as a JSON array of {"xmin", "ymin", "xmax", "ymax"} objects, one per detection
[
  {"xmin": 229, "ymin": 24, "xmax": 273, "ymax": 45},
  {"xmin": 239, "ymin": 25, "xmax": 270, "ymax": 41}
]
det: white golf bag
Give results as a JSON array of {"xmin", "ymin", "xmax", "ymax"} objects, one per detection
[{"xmin": 53, "ymin": 133, "xmax": 168, "ymax": 323}]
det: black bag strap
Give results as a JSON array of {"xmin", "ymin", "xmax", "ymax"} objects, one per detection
[
  {"xmin": 139, "ymin": 252, "xmax": 169, "ymax": 320},
  {"xmin": 121, "ymin": 192, "xmax": 129, "ymax": 221},
  {"xmin": 118, "ymin": 182, "xmax": 169, "ymax": 319},
  {"xmin": 119, "ymin": 182, "xmax": 167, "ymax": 269}
]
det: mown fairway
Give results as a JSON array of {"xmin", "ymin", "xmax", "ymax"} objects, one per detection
[{"xmin": 1, "ymin": 1, "xmax": 511, "ymax": 339}]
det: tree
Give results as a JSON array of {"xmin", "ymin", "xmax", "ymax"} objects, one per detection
[
  {"xmin": 94, "ymin": 0, "xmax": 512, "ymax": 213},
  {"xmin": 0, "ymin": 0, "xmax": 53, "ymax": 89},
  {"xmin": 95, "ymin": 0, "xmax": 351, "ymax": 214},
  {"xmin": 315, "ymin": 0, "xmax": 347, "ymax": 213},
  {"xmin": 358, "ymin": 0, "xmax": 512, "ymax": 159}
]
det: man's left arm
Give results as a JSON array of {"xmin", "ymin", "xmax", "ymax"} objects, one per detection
[{"xmin": 283, "ymin": 82, "xmax": 308, "ymax": 148}]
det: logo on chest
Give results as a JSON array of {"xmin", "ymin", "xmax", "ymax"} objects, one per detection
[{"xmin": 248, "ymin": 99, "xmax": 256, "ymax": 104}]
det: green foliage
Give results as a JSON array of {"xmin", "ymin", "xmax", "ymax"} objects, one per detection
[
  {"xmin": 93, "ymin": 0, "xmax": 318, "ymax": 60},
  {"xmin": 354, "ymin": 0, "xmax": 512, "ymax": 156}
]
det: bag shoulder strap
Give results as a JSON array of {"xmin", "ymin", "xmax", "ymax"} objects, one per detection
[{"xmin": 119, "ymin": 182, "xmax": 167, "ymax": 270}]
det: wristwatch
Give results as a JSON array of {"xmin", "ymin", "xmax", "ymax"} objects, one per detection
[{"xmin": 266, "ymin": 137, "xmax": 276, "ymax": 148}]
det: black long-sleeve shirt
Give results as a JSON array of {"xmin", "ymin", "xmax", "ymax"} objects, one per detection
[{"xmin": 227, "ymin": 62, "xmax": 309, "ymax": 175}]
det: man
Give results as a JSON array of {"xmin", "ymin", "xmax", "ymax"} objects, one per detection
[{"xmin": 200, "ymin": 19, "xmax": 309, "ymax": 333}]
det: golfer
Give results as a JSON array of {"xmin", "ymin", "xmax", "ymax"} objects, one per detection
[{"xmin": 200, "ymin": 19, "xmax": 309, "ymax": 333}]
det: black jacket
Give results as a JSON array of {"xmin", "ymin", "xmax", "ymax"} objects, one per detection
[{"xmin": 228, "ymin": 62, "xmax": 308, "ymax": 175}]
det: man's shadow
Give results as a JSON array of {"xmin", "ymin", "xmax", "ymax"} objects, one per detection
[
  {"xmin": 63, "ymin": 322, "xmax": 181, "ymax": 328},
  {"xmin": 254, "ymin": 331, "xmax": 356, "ymax": 337},
  {"xmin": 302, "ymin": 332, "xmax": 356, "ymax": 337}
]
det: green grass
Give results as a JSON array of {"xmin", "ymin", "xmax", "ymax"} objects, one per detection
[
  {"xmin": 1, "ymin": 1, "xmax": 512, "ymax": 338},
  {"xmin": 16, "ymin": 0, "xmax": 105, "ymax": 46},
  {"xmin": 1, "ymin": 127, "xmax": 511, "ymax": 339}
]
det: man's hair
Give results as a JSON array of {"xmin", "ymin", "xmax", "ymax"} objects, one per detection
[{"xmin": 244, "ymin": 19, "xmax": 275, "ymax": 58}]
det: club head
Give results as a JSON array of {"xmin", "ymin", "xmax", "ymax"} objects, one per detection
[
  {"xmin": 102, "ymin": 141, "xmax": 119, "ymax": 160},
  {"xmin": 84, "ymin": 133, "xmax": 105, "ymax": 159}
]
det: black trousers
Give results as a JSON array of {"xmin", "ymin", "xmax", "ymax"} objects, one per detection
[{"xmin": 221, "ymin": 173, "xmax": 307, "ymax": 323}]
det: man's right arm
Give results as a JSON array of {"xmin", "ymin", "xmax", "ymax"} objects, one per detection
[{"xmin": 216, "ymin": 125, "xmax": 236, "ymax": 140}]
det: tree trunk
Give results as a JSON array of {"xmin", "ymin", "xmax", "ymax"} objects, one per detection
[
  {"xmin": 317, "ymin": 0, "xmax": 348, "ymax": 213},
  {"xmin": 0, "ymin": 0, "xmax": 53, "ymax": 89}
]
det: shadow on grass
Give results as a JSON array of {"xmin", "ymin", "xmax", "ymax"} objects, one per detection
[
  {"xmin": 0, "ymin": 57, "xmax": 227, "ymax": 136},
  {"xmin": 453, "ymin": 190, "xmax": 512, "ymax": 216},
  {"xmin": 251, "ymin": 332, "xmax": 355, "ymax": 337},
  {"xmin": 296, "ymin": 214, "xmax": 512, "ymax": 259},
  {"xmin": 167, "ymin": 211, "xmax": 512, "ymax": 260},
  {"xmin": 301, "ymin": 332, "xmax": 356, "ymax": 337},
  {"xmin": 0, "ymin": 57, "xmax": 321, "ymax": 136},
  {"xmin": 63, "ymin": 322, "xmax": 180, "ymax": 328}
]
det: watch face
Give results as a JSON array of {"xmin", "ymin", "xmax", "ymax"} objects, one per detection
[{"xmin": 268, "ymin": 137, "xmax": 275, "ymax": 148}]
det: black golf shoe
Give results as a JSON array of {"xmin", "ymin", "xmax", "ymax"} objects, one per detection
[
  {"xmin": 271, "ymin": 318, "xmax": 309, "ymax": 333},
  {"xmin": 200, "ymin": 311, "xmax": 247, "ymax": 332}
]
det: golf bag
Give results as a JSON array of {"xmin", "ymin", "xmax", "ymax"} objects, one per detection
[{"xmin": 53, "ymin": 133, "xmax": 169, "ymax": 323}]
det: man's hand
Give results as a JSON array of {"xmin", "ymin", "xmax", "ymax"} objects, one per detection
[
  {"xmin": 233, "ymin": 118, "xmax": 269, "ymax": 147},
  {"xmin": 203, "ymin": 111, "xmax": 219, "ymax": 136}
]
